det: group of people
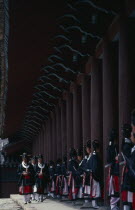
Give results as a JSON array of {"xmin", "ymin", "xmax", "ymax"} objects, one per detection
[{"xmin": 17, "ymin": 109, "xmax": 135, "ymax": 210}]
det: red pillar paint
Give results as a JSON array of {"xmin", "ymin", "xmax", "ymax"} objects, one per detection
[
  {"xmin": 56, "ymin": 106, "xmax": 62, "ymax": 159},
  {"xmin": 71, "ymin": 83, "xmax": 82, "ymax": 150},
  {"xmin": 91, "ymin": 57, "xmax": 103, "ymax": 141},
  {"xmin": 66, "ymin": 92, "xmax": 73, "ymax": 158},
  {"xmin": 60, "ymin": 100, "xmax": 67, "ymax": 158},
  {"xmin": 81, "ymin": 75, "xmax": 91, "ymax": 146},
  {"xmin": 103, "ymin": 41, "xmax": 118, "ymax": 204}
]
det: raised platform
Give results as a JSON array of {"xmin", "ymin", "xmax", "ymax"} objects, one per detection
[
  {"xmin": 10, "ymin": 195, "xmax": 109, "ymax": 210},
  {"xmin": 0, "ymin": 198, "xmax": 22, "ymax": 210}
]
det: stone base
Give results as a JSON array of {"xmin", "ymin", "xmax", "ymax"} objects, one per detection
[{"xmin": 10, "ymin": 194, "xmax": 110, "ymax": 210}]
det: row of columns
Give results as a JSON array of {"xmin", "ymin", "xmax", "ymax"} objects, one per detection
[{"xmin": 32, "ymin": 15, "xmax": 135, "ymax": 203}]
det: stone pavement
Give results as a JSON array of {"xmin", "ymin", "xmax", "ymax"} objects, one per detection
[
  {"xmin": 10, "ymin": 194, "xmax": 109, "ymax": 210},
  {"xmin": 0, "ymin": 198, "xmax": 22, "ymax": 210}
]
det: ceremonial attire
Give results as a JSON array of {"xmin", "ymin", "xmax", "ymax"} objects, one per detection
[
  {"xmin": 61, "ymin": 161, "xmax": 68, "ymax": 196},
  {"xmin": 77, "ymin": 157, "xmax": 87, "ymax": 199},
  {"xmin": 31, "ymin": 163, "xmax": 37, "ymax": 200},
  {"xmin": 122, "ymin": 138, "xmax": 135, "ymax": 210},
  {"xmin": 55, "ymin": 163, "xmax": 62, "ymax": 197},
  {"xmin": 48, "ymin": 164, "xmax": 55, "ymax": 198},
  {"xmin": 121, "ymin": 138, "xmax": 133, "ymax": 210},
  {"xmin": 17, "ymin": 161, "xmax": 34, "ymax": 203},
  {"xmin": 68, "ymin": 158, "xmax": 79, "ymax": 200},
  {"xmin": 84, "ymin": 154, "xmax": 92, "ymax": 196},
  {"xmin": 106, "ymin": 142, "xmax": 120, "ymax": 209},
  {"xmin": 35, "ymin": 162, "xmax": 48, "ymax": 201}
]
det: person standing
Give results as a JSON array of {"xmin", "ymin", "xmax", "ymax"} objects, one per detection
[
  {"xmin": 106, "ymin": 129, "xmax": 120, "ymax": 210},
  {"xmin": 17, "ymin": 153, "xmax": 34, "ymax": 204},
  {"xmin": 90, "ymin": 140, "xmax": 102, "ymax": 209},
  {"xmin": 68, "ymin": 148, "xmax": 79, "ymax": 200},
  {"xmin": 48, "ymin": 160, "xmax": 55, "ymax": 198},
  {"xmin": 121, "ymin": 124, "xmax": 133, "ymax": 210},
  {"xmin": 35, "ymin": 154, "xmax": 48, "ymax": 202},
  {"xmin": 30, "ymin": 156, "xmax": 37, "ymax": 201}
]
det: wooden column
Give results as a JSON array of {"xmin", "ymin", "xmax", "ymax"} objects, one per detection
[
  {"xmin": 103, "ymin": 41, "xmax": 118, "ymax": 204},
  {"xmin": 119, "ymin": 13, "xmax": 131, "ymax": 141},
  {"xmin": 71, "ymin": 83, "xmax": 82, "ymax": 150},
  {"xmin": 81, "ymin": 75, "xmax": 91, "ymax": 146},
  {"xmin": 65, "ymin": 92, "xmax": 73, "ymax": 158},
  {"xmin": 56, "ymin": 106, "xmax": 62, "ymax": 159},
  {"xmin": 51, "ymin": 112, "xmax": 57, "ymax": 161},
  {"xmin": 91, "ymin": 57, "xmax": 103, "ymax": 141},
  {"xmin": 60, "ymin": 99, "xmax": 67, "ymax": 158}
]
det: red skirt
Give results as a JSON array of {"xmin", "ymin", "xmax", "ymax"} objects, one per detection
[
  {"xmin": 19, "ymin": 186, "xmax": 33, "ymax": 195},
  {"xmin": 122, "ymin": 191, "xmax": 135, "ymax": 210}
]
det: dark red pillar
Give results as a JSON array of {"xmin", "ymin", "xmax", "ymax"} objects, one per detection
[
  {"xmin": 81, "ymin": 75, "xmax": 91, "ymax": 146},
  {"xmin": 47, "ymin": 118, "xmax": 52, "ymax": 162},
  {"xmin": 65, "ymin": 92, "xmax": 73, "ymax": 157},
  {"xmin": 56, "ymin": 106, "xmax": 62, "ymax": 159},
  {"xmin": 91, "ymin": 57, "xmax": 103, "ymax": 141},
  {"xmin": 60, "ymin": 99, "xmax": 67, "ymax": 158},
  {"xmin": 103, "ymin": 41, "xmax": 118, "ymax": 203},
  {"xmin": 51, "ymin": 112, "xmax": 57, "ymax": 161},
  {"xmin": 119, "ymin": 14, "xmax": 131, "ymax": 141},
  {"xmin": 71, "ymin": 83, "xmax": 82, "ymax": 150}
]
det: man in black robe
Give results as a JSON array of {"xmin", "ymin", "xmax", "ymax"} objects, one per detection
[
  {"xmin": 121, "ymin": 124, "xmax": 133, "ymax": 210},
  {"xmin": 35, "ymin": 154, "xmax": 48, "ymax": 202},
  {"xmin": 30, "ymin": 156, "xmax": 37, "ymax": 201},
  {"xmin": 17, "ymin": 153, "xmax": 34, "ymax": 204},
  {"xmin": 48, "ymin": 160, "xmax": 55, "ymax": 198},
  {"xmin": 68, "ymin": 148, "xmax": 79, "ymax": 200},
  {"xmin": 106, "ymin": 129, "xmax": 119, "ymax": 210}
]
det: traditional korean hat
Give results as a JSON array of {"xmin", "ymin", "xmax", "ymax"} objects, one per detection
[
  {"xmin": 49, "ymin": 160, "xmax": 54, "ymax": 166},
  {"xmin": 109, "ymin": 129, "xmax": 118, "ymax": 142},
  {"xmin": 37, "ymin": 154, "xmax": 43, "ymax": 159},
  {"xmin": 69, "ymin": 148, "xmax": 77, "ymax": 158},
  {"xmin": 92, "ymin": 139, "xmax": 100, "ymax": 152},
  {"xmin": 122, "ymin": 123, "xmax": 132, "ymax": 138},
  {"xmin": 31, "ymin": 155, "xmax": 37, "ymax": 161},
  {"xmin": 21, "ymin": 153, "xmax": 28, "ymax": 159},
  {"xmin": 56, "ymin": 158, "xmax": 62, "ymax": 164},
  {"xmin": 63, "ymin": 155, "xmax": 67, "ymax": 162},
  {"xmin": 86, "ymin": 139, "xmax": 91, "ymax": 149},
  {"xmin": 77, "ymin": 148, "xmax": 83, "ymax": 157}
]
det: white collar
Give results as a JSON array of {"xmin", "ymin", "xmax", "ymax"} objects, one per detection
[
  {"xmin": 79, "ymin": 160, "xmax": 83, "ymax": 166},
  {"xmin": 38, "ymin": 163, "xmax": 45, "ymax": 169},
  {"xmin": 131, "ymin": 145, "xmax": 135, "ymax": 154},
  {"xmin": 22, "ymin": 161, "xmax": 29, "ymax": 169},
  {"xmin": 87, "ymin": 153, "xmax": 91, "ymax": 161},
  {"xmin": 125, "ymin": 138, "xmax": 131, "ymax": 143}
]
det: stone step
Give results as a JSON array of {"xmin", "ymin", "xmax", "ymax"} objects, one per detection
[
  {"xmin": 10, "ymin": 194, "xmax": 110, "ymax": 210},
  {"xmin": 0, "ymin": 198, "xmax": 22, "ymax": 210}
]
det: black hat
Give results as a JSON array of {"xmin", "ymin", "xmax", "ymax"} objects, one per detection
[
  {"xmin": 86, "ymin": 140, "xmax": 91, "ymax": 149},
  {"xmin": 38, "ymin": 154, "xmax": 43, "ymax": 159},
  {"xmin": 109, "ymin": 129, "xmax": 118, "ymax": 142},
  {"xmin": 56, "ymin": 158, "xmax": 62, "ymax": 164},
  {"xmin": 63, "ymin": 155, "xmax": 67, "ymax": 162},
  {"xmin": 49, "ymin": 160, "xmax": 54, "ymax": 166},
  {"xmin": 69, "ymin": 148, "xmax": 77, "ymax": 158},
  {"xmin": 122, "ymin": 124, "xmax": 132, "ymax": 138},
  {"xmin": 31, "ymin": 156, "xmax": 37, "ymax": 161},
  {"xmin": 21, "ymin": 153, "xmax": 28, "ymax": 159},
  {"xmin": 131, "ymin": 109, "xmax": 135, "ymax": 126},
  {"xmin": 92, "ymin": 140, "xmax": 100, "ymax": 151},
  {"xmin": 77, "ymin": 148, "xmax": 83, "ymax": 157}
]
